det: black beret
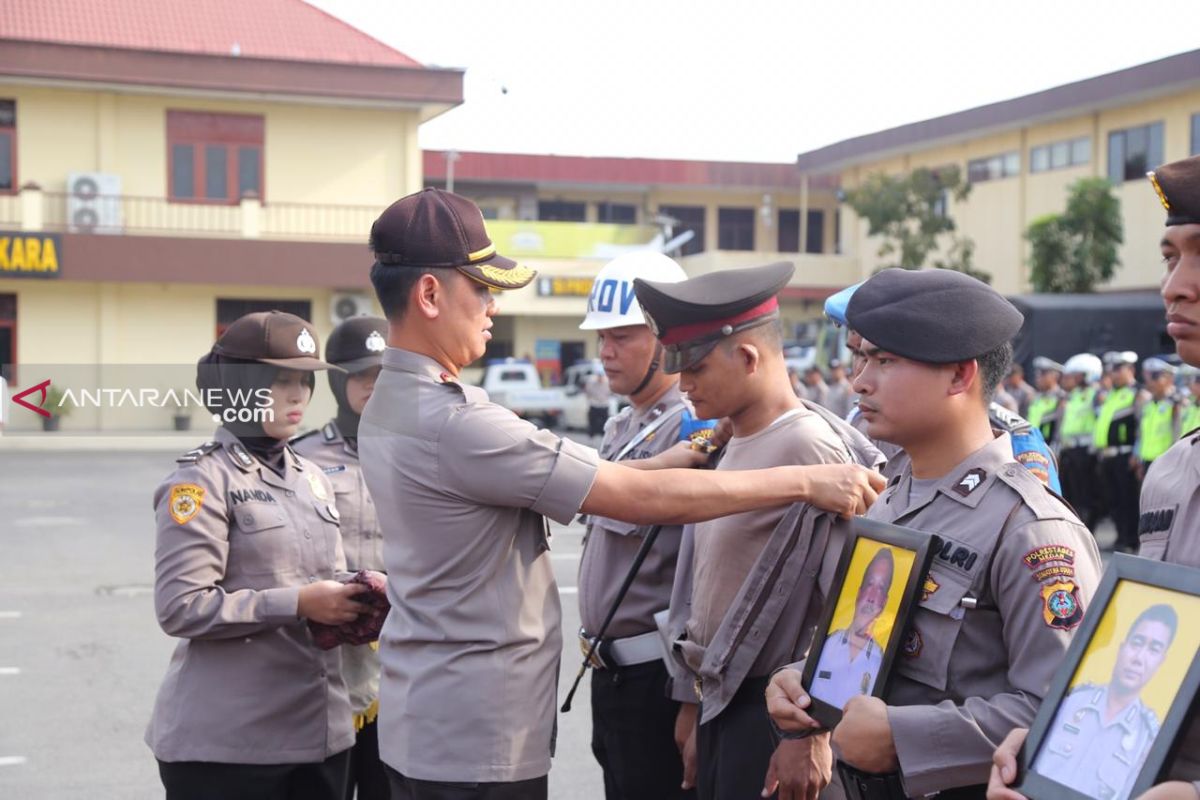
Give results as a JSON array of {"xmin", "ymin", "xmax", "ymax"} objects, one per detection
[
  {"xmin": 634, "ymin": 261, "xmax": 794, "ymax": 373},
  {"xmin": 846, "ymin": 268, "xmax": 1023, "ymax": 363},
  {"xmin": 1148, "ymin": 155, "xmax": 1200, "ymax": 227}
]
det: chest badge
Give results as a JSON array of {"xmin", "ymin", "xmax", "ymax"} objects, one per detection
[
  {"xmin": 307, "ymin": 473, "xmax": 329, "ymax": 501},
  {"xmin": 168, "ymin": 484, "xmax": 205, "ymax": 525}
]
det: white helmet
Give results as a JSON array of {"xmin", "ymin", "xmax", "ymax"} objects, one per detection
[
  {"xmin": 579, "ymin": 251, "xmax": 687, "ymax": 330},
  {"xmin": 1063, "ymin": 353, "xmax": 1103, "ymax": 383}
]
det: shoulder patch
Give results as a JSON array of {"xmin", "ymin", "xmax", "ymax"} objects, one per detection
[
  {"xmin": 176, "ymin": 441, "xmax": 220, "ymax": 464},
  {"xmin": 168, "ymin": 484, "xmax": 205, "ymax": 525},
  {"xmin": 1041, "ymin": 580, "xmax": 1084, "ymax": 630}
]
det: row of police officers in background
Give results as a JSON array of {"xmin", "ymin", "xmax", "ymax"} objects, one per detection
[{"xmin": 143, "ymin": 154, "xmax": 1200, "ymax": 800}]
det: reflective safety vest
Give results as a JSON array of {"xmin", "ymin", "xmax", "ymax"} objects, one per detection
[
  {"xmin": 1095, "ymin": 386, "xmax": 1137, "ymax": 449},
  {"xmin": 1137, "ymin": 398, "xmax": 1178, "ymax": 462},
  {"xmin": 1027, "ymin": 391, "xmax": 1062, "ymax": 443},
  {"xmin": 1061, "ymin": 387, "xmax": 1098, "ymax": 446},
  {"xmin": 1180, "ymin": 400, "xmax": 1200, "ymax": 439}
]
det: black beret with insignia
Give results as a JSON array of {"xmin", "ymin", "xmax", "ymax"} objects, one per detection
[
  {"xmin": 846, "ymin": 268, "xmax": 1023, "ymax": 364},
  {"xmin": 633, "ymin": 261, "xmax": 794, "ymax": 373},
  {"xmin": 1147, "ymin": 155, "xmax": 1200, "ymax": 226},
  {"xmin": 326, "ymin": 315, "xmax": 387, "ymax": 374}
]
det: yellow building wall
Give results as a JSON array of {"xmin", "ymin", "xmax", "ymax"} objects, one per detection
[
  {"xmin": 840, "ymin": 86, "xmax": 1200, "ymax": 294},
  {"xmin": 4, "ymin": 84, "xmax": 422, "ymax": 206},
  {"xmin": 0, "ymin": 278, "xmax": 375, "ymax": 432}
]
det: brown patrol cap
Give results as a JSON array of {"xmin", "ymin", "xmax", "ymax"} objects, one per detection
[
  {"xmin": 1147, "ymin": 155, "xmax": 1200, "ymax": 226},
  {"xmin": 326, "ymin": 315, "xmax": 388, "ymax": 374},
  {"xmin": 370, "ymin": 187, "xmax": 536, "ymax": 290},
  {"xmin": 213, "ymin": 310, "xmax": 338, "ymax": 371},
  {"xmin": 633, "ymin": 261, "xmax": 794, "ymax": 373}
]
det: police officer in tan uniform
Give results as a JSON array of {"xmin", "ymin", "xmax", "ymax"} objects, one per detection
[
  {"xmin": 356, "ymin": 188, "xmax": 884, "ymax": 800},
  {"xmin": 293, "ymin": 315, "xmax": 390, "ymax": 800},
  {"xmin": 768, "ymin": 268, "xmax": 1102, "ymax": 799},
  {"xmin": 575, "ymin": 251, "xmax": 700, "ymax": 800},
  {"xmin": 147, "ymin": 311, "xmax": 372, "ymax": 800},
  {"xmin": 989, "ymin": 153, "xmax": 1200, "ymax": 800},
  {"xmin": 633, "ymin": 262, "xmax": 881, "ymax": 800}
]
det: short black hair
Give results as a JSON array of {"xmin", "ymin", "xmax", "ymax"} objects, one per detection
[
  {"xmin": 976, "ymin": 341, "xmax": 1013, "ymax": 403},
  {"xmin": 1129, "ymin": 603, "xmax": 1178, "ymax": 647},
  {"xmin": 369, "ymin": 262, "xmax": 457, "ymax": 322}
]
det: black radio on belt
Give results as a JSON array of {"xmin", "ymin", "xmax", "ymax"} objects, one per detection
[{"xmin": 838, "ymin": 762, "xmax": 907, "ymax": 800}]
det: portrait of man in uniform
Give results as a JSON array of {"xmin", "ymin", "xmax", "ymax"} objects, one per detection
[
  {"xmin": 1031, "ymin": 603, "xmax": 1178, "ymax": 800},
  {"xmin": 810, "ymin": 547, "xmax": 895, "ymax": 710}
]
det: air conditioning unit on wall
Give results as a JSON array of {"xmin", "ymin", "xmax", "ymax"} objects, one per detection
[
  {"xmin": 330, "ymin": 293, "xmax": 375, "ymax": 325},
  {"xmin": 67, "ymin": 172, "xmax": 123, "ymax": 234}
]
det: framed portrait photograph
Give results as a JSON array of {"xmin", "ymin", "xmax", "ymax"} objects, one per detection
[
  {"xmin": 800, "ymin": 517, "xmax": 940, "ymax": 728},
  {"xmin": 1016, "ymin": 554, "xmax": 1200, "ymax": 800}
]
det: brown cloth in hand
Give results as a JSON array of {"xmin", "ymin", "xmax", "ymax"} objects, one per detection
[{"xmin": 308, "ymin": 570, "xmax": 390, "ymax": 650}]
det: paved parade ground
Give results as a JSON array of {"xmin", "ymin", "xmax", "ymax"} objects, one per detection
[{"xmin": 0, "ymin": 438, "xmax": 605, "ymax": 800}]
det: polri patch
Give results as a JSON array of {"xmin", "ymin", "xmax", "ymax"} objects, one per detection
[
  {"xmin": 169, "ymin": 484, "xmax": 205, "ymax": 525},
  {"xmin": 1041, "ymin": 581, "xmax": 1084, "ymax": 630},
  {"xmin": 953, "ymin": 468, "xmax": 987, "ymax": 497}
]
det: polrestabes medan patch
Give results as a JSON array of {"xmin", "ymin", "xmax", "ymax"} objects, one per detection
[
  {"xmin": 229, "ymin": 489, "xmax": 278, "ymax": 505},
  {"xmin": 1023, "ymin": 545, "xmax": 1076, "ymax": 570},
  {"xmin": 953, "ymin": 467, "xmax": 987, "ymax": 497},
  {"xmin": 1138, "ymin": 507, "xmax": 1176, "ymax": 536}
]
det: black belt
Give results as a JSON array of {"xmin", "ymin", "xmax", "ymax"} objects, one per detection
[{"xmin": 839, "ymin": 761, "xmax": 986, "ymax": 800}]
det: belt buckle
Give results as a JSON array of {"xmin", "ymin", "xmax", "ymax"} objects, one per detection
[{"xmin": 578, "ymin": 630, "xmax": 608, "ymax": 670}]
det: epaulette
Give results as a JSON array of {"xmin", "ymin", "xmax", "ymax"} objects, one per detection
[
  {"xmin": 176, "ymin": 441, "xmax": 221, "ymax": 464},
  {"xmin": 995, "ymin": 462, "xmax": 1072, "ymax": 521},
  {"xmin": 988, "ymin": 403, "xmax": 1031, "ymax": 434},
  {"xmin": 290, "ymin": 428, "xmax": 321, "ymax": 445},
  {"xmin": 322, "ymin": 422, "xmax": 338, "ymax": 442}
]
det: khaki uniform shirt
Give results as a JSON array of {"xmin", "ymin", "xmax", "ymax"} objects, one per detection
[
  {"xmin": 145, "ymin": 427, "xmax": 354, "ymax": 764},
  {"xmin": 293, "ymin": 420, "xmax": 383, "ymax": 723},
  {"xmin": 359, "ymin": 348, "xmax": 600, "ymax": 783},
  {"xmin": 1138, "ymin": 437, "xmax": 1200, "ymax": 793},
  {"xmin": 1031, "ymin": 683, "xmax": 1159, "ymax": 800},
  {"xmin": 578, "ymin": 384, "xmax": 688, "ymax": 638},
  {"xmin": 864, "ymin": 434, "xmax": 1103, "ymax": 797}
]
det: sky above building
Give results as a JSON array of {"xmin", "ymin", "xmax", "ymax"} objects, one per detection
[{"xmin": 308, "ymin": 0, "xmax": 1200, "ymax": 163}]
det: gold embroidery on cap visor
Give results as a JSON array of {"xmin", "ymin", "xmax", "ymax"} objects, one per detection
[
  {"xmin": 473, "ymin": 262, "xmax": 536, "ymax": 287},
  {"xmin": 1148, "ymin": 171, "xmax": 1171, "ymax": 211}
]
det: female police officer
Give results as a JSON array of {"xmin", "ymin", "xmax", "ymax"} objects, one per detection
[
  {"xmin": 293, "ymin": 315, "xmax": 389, "ymax": 800},
  {"xmin": 146, "ymin": 310, "xmax": 370, "ymax": 800}
]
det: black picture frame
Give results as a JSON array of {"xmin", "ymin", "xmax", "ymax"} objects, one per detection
[
  {"xmin": 800, "ymin": 517, "xmax": 940, "ymax": 729},
  {"xmin": 1015, "ymin": 553, "xmax": 1200, "ymax": 800}
]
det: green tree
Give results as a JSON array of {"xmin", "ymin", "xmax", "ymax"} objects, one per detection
[
  {"xmin": 841, "ymin": 166, "xmax": 989, "ymax": 282},
  {"xmin": 1026, "ymin": 177, "xmax": 1123, "ymax": 293}
]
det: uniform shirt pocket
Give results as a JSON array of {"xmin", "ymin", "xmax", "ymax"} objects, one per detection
[
  {"xmin": 228, "ymin": 502, "xmax": 299, "ymax": 576},
  {"xmin": 895, "ymin": 570, "xmax": 971, "ymax": 693}
]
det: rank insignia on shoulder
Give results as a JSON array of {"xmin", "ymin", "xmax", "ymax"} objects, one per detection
[
  {"xmin": 168, "ymin": 483, "xmax": 205, "ymax": 525},
  {"xmin": 229, "ymin": 443, "xmax": 255, "ymax": 469},
  {"xmin": 1041, "ymin": 580, "xmax": 1084, "ymax": 629},
  {"xmin": 953, "ymin": 468, "xmax": 987, "ymax": 497},
  {"xmin": 176, "ymin": 441, "xmax": 220, "ymax": 464},
  {"xmin": 307, "ymin": 472, "xmax": 329, "ymax": 501},
  {"xmin": 323, "ymin": 423, "xmax": 337, "ymax": 442}
]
